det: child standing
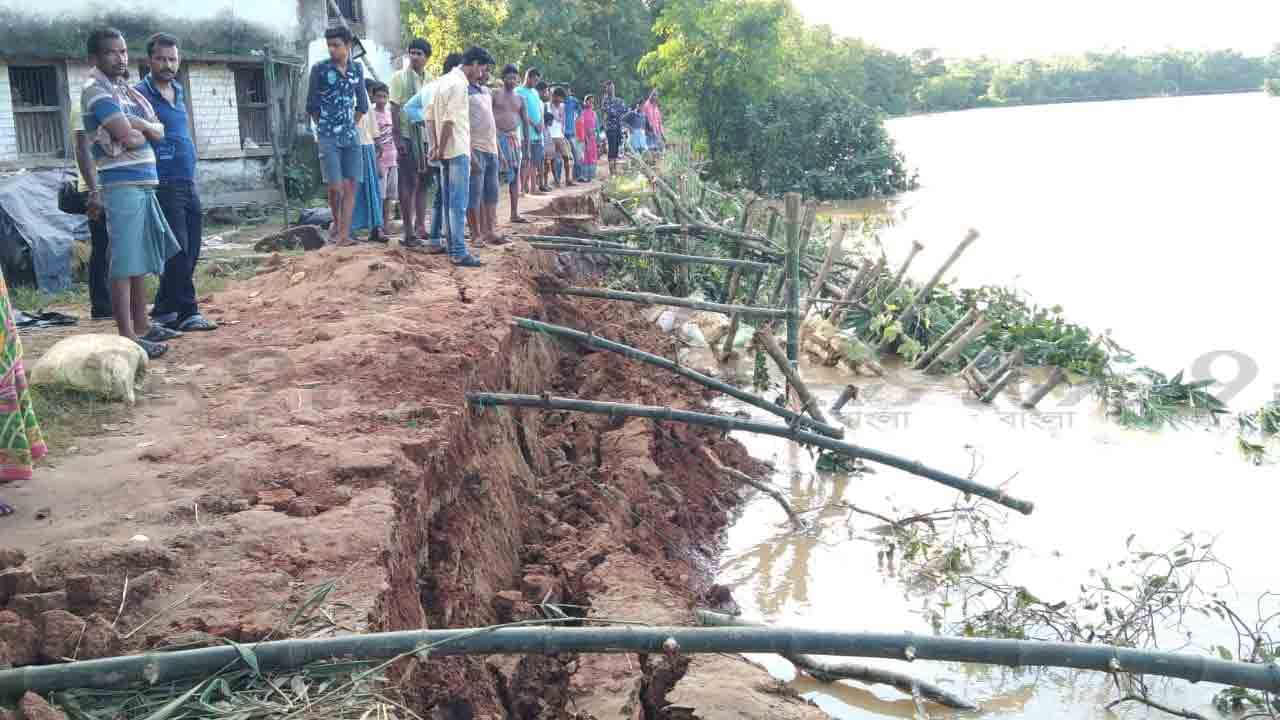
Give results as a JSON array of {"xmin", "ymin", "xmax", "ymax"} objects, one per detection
[{"xmin": 372, "ymin": 84, "xmax": 398, "ymax": 235}]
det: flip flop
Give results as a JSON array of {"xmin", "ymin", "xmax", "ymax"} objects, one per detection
[
  {"xmin": 177, "ymin": 314, "xmax": 218, "ymax": 332},
  {"xmin": 489, "ymin": 235, "xmax": 512, "ymax": 246},
  {"xmin": 143, "ymin": 324, "xmax": 183, "ymax": 343},
  {"xmin": 0, "ymin": 501, "xmax": 13, "ymax": 517},
  {"xmin": 452, "ymin": 255, "xmax": 483, "ymax": 268},
  {"xmin": 134, "ymin": 338, "xmax": 168, "ymax": 359},
  {"xmin": 511, "ymin": 217, "xmax": 531, "ymax": 224}
]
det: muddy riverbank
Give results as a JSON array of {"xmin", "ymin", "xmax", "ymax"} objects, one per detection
[{"xmin": 2, "ymin": 187, "xmax": 823, "ymax": 718}]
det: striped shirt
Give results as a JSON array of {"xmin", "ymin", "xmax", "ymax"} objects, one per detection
[{"xmin": 81, "ymin": 73, "xmax": 158, "ymax": 187}]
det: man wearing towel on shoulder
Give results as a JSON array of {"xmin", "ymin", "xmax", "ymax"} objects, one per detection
[{"xmin": 81, "ymin": 27, "xmax": 181, "ymax": 359}]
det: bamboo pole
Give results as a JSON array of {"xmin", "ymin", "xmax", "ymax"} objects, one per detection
[
  {"xmin": 528, "ymin": 243, "xmax": 773, "ymax": 272},
  {"xmin": 695, "ymin": 611, "xmax": 976, "ymax": 710},
  {"xmin": 961, "ymin": 347, "xmax": 997, "ymax": 378},
  {"xmin": 1021, "ymin": 366, "xmax": 1069, "ymax": 410},
  {"xmin": 467, "ymin": 393, "xmax": 1035, "ymax": 514},
  {"xmin": 910, "ymin": 308, "xmax": 979, "ymax": 370},
  {"xmin": 720, "ymin": 270, "xmax": 765, "ymax": 363},
  {"xmin": 882, "ymin": 230, "xmax": 979, "ymax": 351},
  {"xmin": 922, "ymin": 315, "xmax": 992, "ymax": 374},
  {"xmin": 802, "ymin": 222, "xmax": 847, "ymax": 317},
  {"xmin": 702, "ymin": 448, "xmax": 806, "ymax": 530},
  {"xmin": 8, "ymin": 624, "xmax": 1277, "ymax": 699},
  {"xmin": 717, "ymin": 194, "xmax": 760, "ymax": 359},
  {"xmin": 608, "ymin": 198, "xmax": 638, "ymax": 226},
  {"xmin": 872, "ymin": 240, "xmax": 925, "ymax": 314},
  {"xmin": 595, "ymin": 224, "xmax": 778, "ymax": 257},
  {"xmin": 831, "ymin": 385, "xmax": 859, "ymax": 413},
  {"xmin": 513, "ymin": 234, "xmax": 631, "ymax": 248},
  {"xmin": 514, "ymin": 318, "xmax": 844, "ymax": 439},
  {"xmin": 980, "ymin": 349, "xmax": 1024, "ymax": 404},
  {"xmin": 784, "ymin": 193, "xmax": 803, "ymax": 374},
  {"xmin": 543, "ymin": 287, "xmax": 789, "ymax": 320},
  {"xmin": 755, "ymin": 328, "xmax": 834, "ymax": 433},
  {"xmin": 829, "ymin": 258, "xmax": 873, "ymax": 327}
]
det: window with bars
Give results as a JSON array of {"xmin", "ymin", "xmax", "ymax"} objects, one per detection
[
  {"xmin": 328, "ymin": 0, "xmax": 361, "ymax": 23},
  {"xmin": 234, "ymin": 67, "xmax": 271, "ymax": 148},
  {"xmin": 8, "ymin": 65, "xmax": 66, "ymax": 158}
]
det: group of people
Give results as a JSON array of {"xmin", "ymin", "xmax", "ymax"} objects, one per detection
[
  {"xmin": 70, "ymin": 28, "xmax": 219, "ymax": 361},
  {"xmin": 306, "ymin": 31, "xmax": 668, "ymax": 266}
]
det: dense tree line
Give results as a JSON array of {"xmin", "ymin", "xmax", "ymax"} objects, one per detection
[
  {"xmin": 912, "ymin": 47, "xmax": 1280, "ymax": 112},
  {"xmin": 400, "ymin": 0, "xmax": 1279, "ymax": 198}
]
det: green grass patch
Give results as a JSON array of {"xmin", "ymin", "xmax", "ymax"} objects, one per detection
[{"xmin": 30, "ymin": 385, "xmax": 129, "ymax": 458}]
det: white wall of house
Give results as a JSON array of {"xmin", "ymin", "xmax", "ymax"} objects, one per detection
[
  {"xmin": 0, "ymin": 65, "xmax": 16, "ymax": 161},
  {"xmin": 186, "ymin": 63, "xmax": 243, "ymax": 156}
]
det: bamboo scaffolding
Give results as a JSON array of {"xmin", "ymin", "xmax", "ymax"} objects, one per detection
[
  {"xmin": 922, "ymin": 315, "xmax": 992, "ymax": 374},
  {"xmin": 543, "ymin": 287, "xmax": 789, "ymax": 320},
  {"xmin": 910, "ymin": 308, "xmax": 979, "ymax": 371},
  {"xmin": 755, "ymin": 328, "xmax": 833, "ymax": 433},
  {"xmin": 513, "ymin": 318, "xmax": 843, "ymax": 438},
  {"xmin": 961, "ymin": 347, "xmax": 998, "ymax": 379},
  {"xmin": 467, "ymin": 394, "xmax": 1035, "ymax": 515},
  {"xmin": 802, "ymin": 222, "xmax": 847, "ymax": 317},
  {"xmin": 12, "ymin": 622, "xmax": 1279, "ymax": 698},
  {"xmin": 829, "ymin": 258, "xmax": 873, "ymax": 327},
  {"xmin": 1021, "ymin": 366, "xmax": 1069, "ymax": 409},
  {"xmin": 695, "ymin": 611, "xmax": 976, "ymax": 710},
  {"xmin": 595, "ymin": 223, "xmax": 779, "ymax": 257},
  {"xmin": 528, "ymin": 243, "xmax": 773, "ymax": 271}
]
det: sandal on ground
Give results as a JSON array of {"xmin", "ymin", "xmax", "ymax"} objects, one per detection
[
  {"xmin": 510, "ymin": 216, "xmax": 531, "ymax": 224},
  {"xmin": 177, "ymin": 314, "xmax": 218, "ymax": 332},
  {"xmin": 488, "ymin": 235, "xmax": 512, "ymax": 245},
  {"xmin": 143, "ymin": 324, "xmax": 183, "ymax": 342},
  {"xmin": 0, "ymin": 500, "xmax": 13, "ymax": 517},
  {"xmin": 134, "ymin": 337, "xmax": 169, "ymax": 359},
  {"xmin": 452, "ymin": 255, "xmax": 483, "ymax": 268}
]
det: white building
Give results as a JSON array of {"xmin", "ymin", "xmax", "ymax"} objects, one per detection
[{"xmin": 0, "ymin": 0, "xmax": 401, "ymax": 203}]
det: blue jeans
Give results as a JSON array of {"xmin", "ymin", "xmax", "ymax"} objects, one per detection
[
  {"xmin": 152, "ymin": 181, "xmax": 202, "ymax": 321},
  {"xmin": 438, "ymin": 155, "xmax": 471, "ymax": 259}
]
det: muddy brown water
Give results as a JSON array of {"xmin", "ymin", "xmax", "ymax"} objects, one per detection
[{"xmin": 704, "ymin": 93, "xmax": 1279, "ymax": 719}]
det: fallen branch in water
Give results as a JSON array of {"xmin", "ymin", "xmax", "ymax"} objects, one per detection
[
  {"xmin": 1106, "ymin": 694, "xmax": 1210, "ymax": 720},
  {"xmin": 694, "ymin": 610, "xmax": 977, "ymax": 710},
  {"xmin": 701, "ymin": 448, "xmax": 806, "ymax": 530}
]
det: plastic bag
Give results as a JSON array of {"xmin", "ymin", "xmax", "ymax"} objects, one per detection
[{"xmin": 29, "ymin": 333, "xmax": 149, "ymax": 403}]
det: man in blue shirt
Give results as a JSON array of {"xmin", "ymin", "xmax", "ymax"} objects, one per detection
[
  {"xmin": 306, "ymin": 26, "xmax": 369, "ymax": 247},
  {"xmin": 136, "ymin": 33, "xmax": 216, "ymax": 332}
]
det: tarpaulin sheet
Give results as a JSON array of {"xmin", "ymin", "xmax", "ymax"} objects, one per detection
[{"xmin": 0, "ymin": 169, "xmax": 86, "ymax": 292}]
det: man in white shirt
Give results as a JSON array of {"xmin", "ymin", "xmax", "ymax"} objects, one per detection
[{"xmin": 428, "ymin": 46, "xmax": 492, "ymax": 267}]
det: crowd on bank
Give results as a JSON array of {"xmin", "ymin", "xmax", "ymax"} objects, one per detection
[{"xmin": 309, "ymin": 29, "xmax": 667, "ymax": 265}]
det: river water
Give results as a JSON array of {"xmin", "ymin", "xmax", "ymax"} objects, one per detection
[{"xmin": 710, "ymin": 93, "xmax": 1280, "ymax": 718}]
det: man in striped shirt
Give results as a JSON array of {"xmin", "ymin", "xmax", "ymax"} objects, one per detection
[{"xmin": 80, "ymin": 28, "xmax": 181, "ymax": 359}]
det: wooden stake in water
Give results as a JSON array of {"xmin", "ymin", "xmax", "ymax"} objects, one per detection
[
  {"xmin": 784, "ymin": 193, "xmax": 803, "ymax": 377},
  {"xmin": 911, "ymin": 307, "xmax": 979, "ymax": 371},
  {"xmin": 802, "ymin": 222, "xmax": 848, "ymax": 317},
  {"xmin": 923, "ymin": 314, "xmax": 992, "ymax": 374},
  {"xmin": 1022, "ymin": 366, "xmax": 1069, "ymax": 410}
]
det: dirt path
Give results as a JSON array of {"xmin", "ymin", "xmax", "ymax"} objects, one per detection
[{"xmin": 2, "ymin": 178, "xmax": 824, "ymax": 719}]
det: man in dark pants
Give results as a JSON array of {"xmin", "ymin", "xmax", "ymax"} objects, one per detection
[
  {"xmin": 72, "ymin": 105, "xmax": 113, "ymax": 319},
  {"xmin": 136, "ymin": 33, "xmax": 216, "ymax": 332}
]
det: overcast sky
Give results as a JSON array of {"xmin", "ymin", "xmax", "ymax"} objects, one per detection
[{"xmin": 791, "ymin": 0, "xmax": 1280, "ymax": 59}]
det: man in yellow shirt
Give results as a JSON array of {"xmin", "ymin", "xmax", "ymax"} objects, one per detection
[
  {"xmin": 428, "ymin": 46, "xmax": 492, "ymax": 267},
  {"xmin": 388, "ymin": 38, "xmax": 431, "ymax": 246}
]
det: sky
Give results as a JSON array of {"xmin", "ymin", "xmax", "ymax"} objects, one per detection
[{"xmin": 791, "ymin": 0, "xmax": 1280, "ymax": 59}]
